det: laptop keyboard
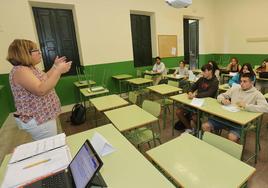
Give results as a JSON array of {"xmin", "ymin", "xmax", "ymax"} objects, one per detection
[{"xmin": 41, "ymin": 172, "xmax": 66, "ymax": 188}]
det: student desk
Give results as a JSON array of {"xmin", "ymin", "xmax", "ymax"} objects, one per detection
[
  {"xmin": 200, "ymin": 97, "xmax": 263, "ymax": 163},
  {"xmin": 146, "ymin": 133, "xmax": 255, "ymax": 188},
  {"xmin": 165, "ymin": 74, "xmax": 185, "ymax": 81},
  {"xmin": 112, "ymin": 74, "xmax": 133, "ymax": 94},
  {"xmin": 126, "ymin": 78, "xmax": 153, "ymax": 91},
  {"xmin": 0, "ymin": 124, "xmax": 175, "ymax": 188},
  {"xmin": 144, "ymin": 70, "xmax": 161, "ymax": 76},
  {"xmin": 218, "ymin": 83, "xmax": 230, "ymax": 93},
  {"xmin": 256, "ymin": 75, "xmax": 268, "ymax": 93},
  {"xmin": 79, "ymin": 88, "xmax": 109, "ymax": 110},
  {"xmin": 73, "ymin": 80, "xmax": 96, "ymax": 102},
  {"xmin": 90, "ymin": 94, "xmax": 129, "ymax": 125},
  {"xmin": 147, "ymin": 84, "xmax": 182, "ymax": 129},
  {"xmin": 73, "ymin": 80, "xmax": 96, "ymax": 88},
  {"xmin": 104, "ymin": 104, "xmax": 158, "ymax": 132},
  {"xmin": 264, "ymin": 93, "xmax": 268, "ymax": 100}
]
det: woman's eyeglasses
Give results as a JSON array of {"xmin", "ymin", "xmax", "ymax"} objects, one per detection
[{"xmin": 29, "ymin": 49, "xmax": 41, "ymax": 53}]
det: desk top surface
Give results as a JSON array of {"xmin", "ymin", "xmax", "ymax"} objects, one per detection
[
  {"xmin": 0, "ymin": 124, "xmax": 174, "ymax": 188},
  {"xmin": 165, "ymin": 74, "xmax": 185, "ymax": 80},
  {"xmin": 126, "ymin": 78, "xmax": 153, "ymax": 85},
  {"xmin": 112, "ymin": 74, "xmax": 133, "ymax": 80},
  {"xmin": 73, "ymin": 80, "xmax": 96, "ymax": 87},
  {"xmin": 90, "ymin": 94, "xmax": 129, "ymax": 111},
  {"xmin": 104, "ymin": 105, "xmax": 157, "ymax": 132},
  {"xmin": 146, "ymin": 133, "xmax": 255, "ymax": 188},
  {"xmin": 147, "ymin": 84, "xmax": 182, "ymax": 95},
  {"xmin": 80, "ymin": 88, "xmax": 109, "ymax": 97},
  {"xmin": 144, "ymin": 70, "xmax": 161, "ymax": 75},
  {"xmin": 170, "ymin": 93, "xmax": 262, "ymax": 125},
  {"xmin": 218, "ymin": 83, "xmax": 230, "ymax": 91}
]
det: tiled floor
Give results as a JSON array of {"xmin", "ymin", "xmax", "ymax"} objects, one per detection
[{"xmin": 0, "ymin": 103, "xmax": 267, "ymax": 187}]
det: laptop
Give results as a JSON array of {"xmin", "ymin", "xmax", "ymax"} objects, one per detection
[{"xmin": 24, "ymin": 140, "xmax": 107, "ymax": 188}]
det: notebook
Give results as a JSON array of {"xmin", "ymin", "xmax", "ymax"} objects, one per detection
[{"xmin": 24, "ymin": 140, "xmax": 107, "ymax": 188}]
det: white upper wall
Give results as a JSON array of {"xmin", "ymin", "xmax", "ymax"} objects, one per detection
[
  {"xmin": 214, "ymin": 0, "xmax": 268, "ymax": 54},
  {"xmin": 0, "ymin": 0, "xmax": 215, "ymax": 73},
  {"xmin": 1, "ymin": 0, "xmax": 267, "ymax": 74}
]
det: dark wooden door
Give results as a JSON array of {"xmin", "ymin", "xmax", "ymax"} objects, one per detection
[
  {"xmin": 32, "ymin": 7, "xmax": 80, "ymax": 75},
  {"xmin": 130, "ymin": 14, "xmax": 153, "ymax": 67}
]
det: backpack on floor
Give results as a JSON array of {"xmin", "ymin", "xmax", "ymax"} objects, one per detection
[{"xmin": 70, "ymin": 104, "xmax": 86, "ymax": 125}]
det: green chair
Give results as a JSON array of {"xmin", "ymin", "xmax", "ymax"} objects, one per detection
[
  {"xmin": 167, "ymin": 80, "xmax": 179, "ymax": 87},
  {"xmin": 202, "ymin": 131, "xmax": 243, "ymax": 160},
  {"xmin": 126, "ymin": 100, "xmax": 162, "ymax": 149},
  {"xmin": 128, "ymin": 91, "xmax": 139, "ymax": 104}
]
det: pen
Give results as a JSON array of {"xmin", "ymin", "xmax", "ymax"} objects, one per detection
[{"xmin": 23, "ymin": 159, "xmax": 51, "ymax": 169}]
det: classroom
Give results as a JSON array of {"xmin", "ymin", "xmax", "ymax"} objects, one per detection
[{"xmin": 0, "ymin": 0, "xmax": 268, "ymax": 187}]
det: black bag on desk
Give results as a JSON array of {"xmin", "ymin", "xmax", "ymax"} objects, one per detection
[{"xmin": 70, "ymin": 103, "xmax": 86, "ymax": 125}]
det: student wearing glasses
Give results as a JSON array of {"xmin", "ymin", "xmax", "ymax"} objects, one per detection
[
  {"xmin": 7, "ymin": 39, "xmax": 72, "ymax": 140},
  {"xmin": 202, "ymin": 73, "xmax": 268, "ymax": 142}
]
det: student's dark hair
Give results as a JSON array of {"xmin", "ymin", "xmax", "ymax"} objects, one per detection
[
  {"xmin": 264, "ymin": 58, "xmax": 268, "ymax": 63},
  {"xmin": 179, "ymin": 60, "xmax": 186, "ymax": 65},
  {"xmin": 208, "ymin": 60, "xmax": 219, "ymax": 70},
  {"xmin": 155, "ymin": 56, "xmax": 161, "ymax": 61},
  {"xmin": 201, "ymin": 63, "xmax": 215, "ymax": 74},
  {"xmin": 239, "ymin": 63, "xmax": 255, "ymax": 77},
  {"xmin": 230, "ymin": 57, "xmax": 239, "ymax": 64},
  {"xmin": 240, "ymin": 72, "xmax": 255, "ymax": 82}
]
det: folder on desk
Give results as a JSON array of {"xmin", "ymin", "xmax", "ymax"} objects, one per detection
[
  {"xmin": 9, "ymin": 133, "xmax": 66, "ymax": 164},
  {"xmin": 2, "ymin": 146, "xmax": 71, "ymax": 188}
]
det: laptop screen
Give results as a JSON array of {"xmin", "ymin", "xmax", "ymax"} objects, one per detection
[{"xmin": 69, "ymin": 141, "xmax": 102, "ymax": 188}]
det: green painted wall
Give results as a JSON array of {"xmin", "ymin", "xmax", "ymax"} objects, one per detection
[
  {"xmin": 0, "ymin": 53, "xmax": 266, "ymax": 127},
  {"xmin": 0, "ymin": 85, "xmax": 10, "ymax": 127}
]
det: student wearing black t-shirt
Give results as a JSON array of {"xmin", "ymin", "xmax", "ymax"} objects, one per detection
[{"xmin": 175, "ymin": 64, "xmax": 219, "ymax": 133}]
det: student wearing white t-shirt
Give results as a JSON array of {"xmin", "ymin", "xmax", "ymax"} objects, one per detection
[{"xmin": 152, "ymin": 56, "xmax": 166, "ymax": 85}]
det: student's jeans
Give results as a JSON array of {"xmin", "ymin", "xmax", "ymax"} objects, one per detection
[{"xmin": 15, "ymin": 118, "xmax": 57, "ymax": 140}]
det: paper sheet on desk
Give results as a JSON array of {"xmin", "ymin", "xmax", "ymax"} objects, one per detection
[
  {"xmin": 2, "ymin": 146, "xmax": 71, "ymax": 188},
  {"xmin": 90, "ymin": 132, "xmax": 116, "ymax": 157},
  {"xmin": 222, "ymin": 105, "xmax": 240, "ymax": 112},
  {"xmin": 9, "ymin": 133, "xmax": 66, "ymax": 163},
  {"xmin": 190, "ymin": 98, "xmax": 204, "ymax": 107}
]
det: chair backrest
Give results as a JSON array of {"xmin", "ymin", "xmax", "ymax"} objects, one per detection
[
  {"xmin": 167, "ymin": 80, "xmax": 179, "ymax": 87},
  {"xmin": 144, "ymin": 74, "xmax": 153, "ymax": 80},
  {"xmin": 142, "ymin": 100, "xmax": 161, "ymax": 117},
  {"xmin": 128, "ymin": 91, "xmax": 138, "ymax": 104},
  {"xmin": 136, "ymin": 69, "xmax": 142, "ymax": 77},
  {"xmin": 202, "ymin": 131, "xmax": 243, "ymax": 160}
]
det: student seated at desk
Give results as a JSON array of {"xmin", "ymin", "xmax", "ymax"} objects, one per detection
[
  {"xmin": 228, "ymin": 63, "xmax": 256, "ymax": 87},
  {"xmin": 255, "ymin": 59, "xmax": 268, "ymax": 73},
  {"xmin": 208, "ymin": 60, "xmax": 220, "ymax": 81},
  {"xmin": 202, "ymin": 73, "xmax": 268, "ymax": 142},
  {"xmin": 175, "ymin": 64, "xmax": 219, "ymax": 133},
  {"xmin": 173, "ymin": 60, "xmax": 189, "ymax": 77},
  {"xmin": 173, "ymin": 60, "xmax": 189, "ymax": 91},
  {"xmin": 152, "ymin": 56, "xmax": 166, "ymax": 85},
  {"xmin": 227, "ymin": 57, "xmax": 241, "ymax": 72}
]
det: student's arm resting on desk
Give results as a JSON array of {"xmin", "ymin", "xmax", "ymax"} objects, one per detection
[
  {"xmin": 217, "ymin": 88, "xmax": 233, "ymax": 105},
  {"xmin": 244, "ymin": 93, "xmax": 268, "ymax": 113}
]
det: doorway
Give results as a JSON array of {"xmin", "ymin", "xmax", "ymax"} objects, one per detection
[
  {"xmin": 32, "ymin": 7, "xmax": 80, "ymax": 75},
  {"xmin": 183, "ymin": 18, "xmax": 199, "ymax": 69}
]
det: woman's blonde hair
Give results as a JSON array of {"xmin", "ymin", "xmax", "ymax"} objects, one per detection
[{"xmin": 6, "ymin": 39, "xmax": 37, "ymax": 66}]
